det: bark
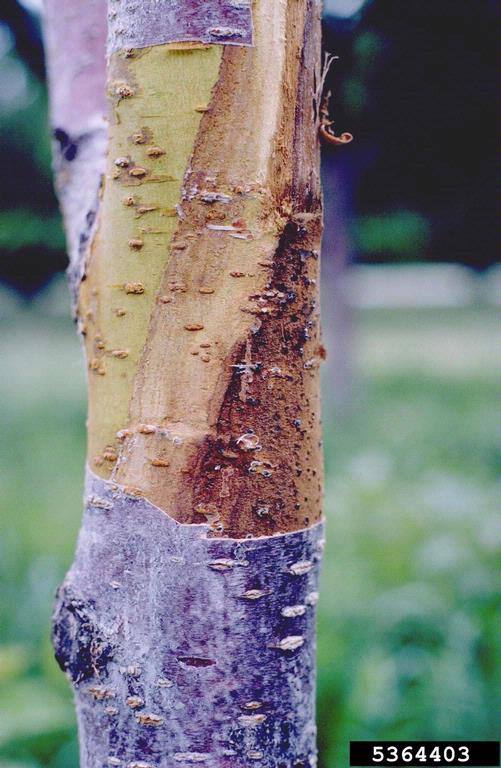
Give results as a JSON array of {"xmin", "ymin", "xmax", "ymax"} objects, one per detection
[
  {"xmin": 45, "ymin": 0, "xmax": 325, "ymax": 765},
  {"xmin": 44, "ymin": 0, "xmax": 108, "ymax": 309},
  {"xmin": 53, "ymin": 470, "xmax": 324, "ymax": 767}
]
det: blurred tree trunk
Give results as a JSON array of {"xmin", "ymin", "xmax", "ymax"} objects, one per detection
[
  {"xmin": 45, "ymin": 1, "xmax": 325, "ymax": 765},
  {"xmin": 321, "ymin": 151, "xmax": 355, "ymax": 415}
]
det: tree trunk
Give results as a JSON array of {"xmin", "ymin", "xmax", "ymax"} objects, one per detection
[
  {"xmin": 45, "ymin": 1, "xmax": 325, "ymax": 765},
  {"xmin": 321, "ymin": 151, "xmax": 355, "ymax": 416}
]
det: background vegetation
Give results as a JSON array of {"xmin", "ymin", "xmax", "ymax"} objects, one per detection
[{"xmin": 0, "ymin": 287, "xmax": 496, "ymax": 766}]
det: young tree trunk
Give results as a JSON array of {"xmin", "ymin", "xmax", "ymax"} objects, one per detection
[{"xmin": 45, "ymin": 1, "xmax": 325, "ymax": 765}]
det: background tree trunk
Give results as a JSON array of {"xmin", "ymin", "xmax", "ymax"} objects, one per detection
[
  {"xmin": 321, "ymin": 151, "xmax": 355, "ymax": 417},
  {"xmin": 45, "ymin": 1, "xmax": 325, "ymax": 765}
]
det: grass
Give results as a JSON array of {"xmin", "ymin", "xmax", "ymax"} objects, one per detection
[{"xmin": 0, "ymin": 280, "xmax": 496, "ymax": 766}]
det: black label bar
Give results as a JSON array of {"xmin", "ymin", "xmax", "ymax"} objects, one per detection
[{"xmin": 350, "ymin": 741, "xmax": 500, "ymax": 767}]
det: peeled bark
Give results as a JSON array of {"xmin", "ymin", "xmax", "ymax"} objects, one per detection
[{"xmin": 45, "ymin": 1, "xmax": 324, "ymax": 765}]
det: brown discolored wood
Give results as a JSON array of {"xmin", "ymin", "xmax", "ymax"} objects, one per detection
[
  {"xmin": 114, "ymin": 0, "xmax": 324, "ymax": 537},
  {"xmin": 191, "ymin": 213, "xmax": 323, "ymax": 537}
]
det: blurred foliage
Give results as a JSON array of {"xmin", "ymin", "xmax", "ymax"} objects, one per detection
[
  {"xmin": 0, "ymin": 282, "xmax": 496, "ymax": 765},
  {"xmin": 354, "ymin": 211, "xmax": 430, "ymax": 260},
  {"xmin": 0, "ymin": 210, "xmax": 64, "ymax": 251},
  {"xmin": 323, "ymin": 0, "xmax": 496, "ymax": 269},
  {"xmin": 0, "ymin": 7, "xmax": 64, "ymax": 295}
]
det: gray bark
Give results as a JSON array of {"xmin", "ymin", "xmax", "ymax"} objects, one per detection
[
  {"xmin": 108, "ymin": 0, "xmax": 254, "ymax": 52},
  {"xmin": 53, "ymin": 471, "xmax": 324, "ymax": 768},
  {"xmin": 44, "ymin": 0, "xmax": 108, "ymax": 311}
]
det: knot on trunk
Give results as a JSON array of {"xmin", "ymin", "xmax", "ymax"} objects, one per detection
[{"xmin": 52, "ymin": 581, "xmax": 114, "ymax": 684}]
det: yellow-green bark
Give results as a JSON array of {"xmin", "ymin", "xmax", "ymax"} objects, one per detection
[
  {"xmin": 81, "ymin": 44, "xmax": 222, "ymax": 471},
  {"xmin": 75, "ymin": 0, "xmax": 323, "ymax": 537}
]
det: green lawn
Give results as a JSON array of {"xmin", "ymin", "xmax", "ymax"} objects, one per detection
[{"xmin": 0, "ymin": 281, "xmax": 496, "ymax": 766}]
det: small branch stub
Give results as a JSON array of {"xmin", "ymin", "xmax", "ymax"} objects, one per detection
[{"xmin": 319, "ymin": 91, "xmax": 354, "ymax": 146}]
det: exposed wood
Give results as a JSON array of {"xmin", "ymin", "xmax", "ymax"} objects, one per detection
[
  {"xmin": 78, "ymin": 0, "xmax": 324, "ymax": 538},
  {"xmin": 80, "ymin": 43, "xmax": 223, "ymax": 476},
  {"xmin": 46, "ymin": 0, "xmax": 325, "ymax": 764}
]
